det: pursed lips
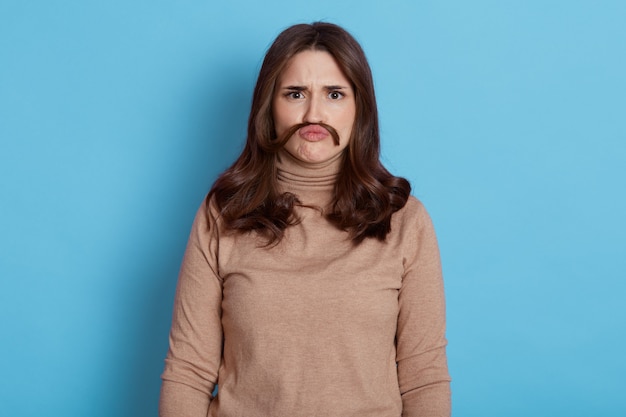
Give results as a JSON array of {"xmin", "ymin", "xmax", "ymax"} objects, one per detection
[{"xmin": 298, "ymin": 124, "xmax": 330, "ymax": 141}]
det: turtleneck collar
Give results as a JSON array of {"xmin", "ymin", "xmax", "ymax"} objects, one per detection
[{"xmin": 276, "ymin": 148, "xmax": 343, "ymax": 205}]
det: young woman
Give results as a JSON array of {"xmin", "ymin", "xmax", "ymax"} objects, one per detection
[{"xmin": 160, "ymin": 22, "xmax": 451, "ymax": 417}]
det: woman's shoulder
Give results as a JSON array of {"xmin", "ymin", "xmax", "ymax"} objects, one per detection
[
  {"xmin": 389, "ymin": 195, "xmax": 440, "ymax": 244},
  {"xmin": 185, "ymin": 194, "xmax": 225, "ymax": 236},
  {"xmin": 396, "ymin": 195, "xmax": 431, "ymax": 223}
]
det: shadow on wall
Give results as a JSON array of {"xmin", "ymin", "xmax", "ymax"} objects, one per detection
[{"xmin": 114, "ymin": 59, "xmax": 253, "ymax": 417}]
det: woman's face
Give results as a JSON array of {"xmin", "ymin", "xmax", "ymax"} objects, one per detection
[{"xmin": 272, "ymin": 50, "xmax": 356, "ymax": 164}]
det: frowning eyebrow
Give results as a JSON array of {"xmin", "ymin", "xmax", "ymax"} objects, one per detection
[
  {"xmin": 324, "ymin": 85, "xmax": 348, "ymax": 91},
  {"xmin": 283, "ymin": 86, "xmax": 307, "ymax": 91},
  {"xmin": 281, "ymin": 85, "xmax": 349, "ymax": 91}
]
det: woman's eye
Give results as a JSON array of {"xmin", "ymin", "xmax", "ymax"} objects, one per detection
[
  {"xmin": 287, "ymin": 92, "xmax": 303, "ymax": 99},
  {"xmin": 329, "ymin": 91, "xmax": 343, "ymax": 100}
]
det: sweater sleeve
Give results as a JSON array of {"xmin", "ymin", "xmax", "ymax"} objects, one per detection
[
  {"xmin": 159, "ymin": 198, "xmax": 223, "ymax": 417},
  {"xmin": 396, "ymin": 200, "xmax": 451, "ymax": 417}
]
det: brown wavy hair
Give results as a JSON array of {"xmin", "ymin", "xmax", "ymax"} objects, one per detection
[{"xmin": 208, "ymin": 22, "xmax": 411, "ymax": 244}]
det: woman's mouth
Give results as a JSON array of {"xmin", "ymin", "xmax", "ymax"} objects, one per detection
[{"xmin": 298, "ymin": 125, "xmax": 330, "ymax": 141}]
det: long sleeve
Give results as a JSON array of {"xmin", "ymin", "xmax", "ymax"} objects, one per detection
[
  {"xmin": 396, "ymin": 202, "xmax": 451, "ymax": 417},
  {"xmin": 159, "ymin": 198, "xmax": 223, "ymax": 417}
]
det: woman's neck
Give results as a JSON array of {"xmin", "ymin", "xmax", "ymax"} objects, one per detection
[{"xmin": 275, "ymin": 148, "xmax": 343, "ymax": 206}]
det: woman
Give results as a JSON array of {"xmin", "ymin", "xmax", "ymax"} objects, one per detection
[{"xmin": 160, "ymin": 22, "xmax": 451, "ymax": 416}]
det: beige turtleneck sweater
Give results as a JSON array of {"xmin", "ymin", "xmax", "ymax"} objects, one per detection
[{"xmin": 160, "ymin": 150, "xmax": 451, "ymax": 416}]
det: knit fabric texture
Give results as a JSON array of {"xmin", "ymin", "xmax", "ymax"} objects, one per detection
[{"xmin": 160, "ymin": 150, "xmax": 451, "ymax": 416}]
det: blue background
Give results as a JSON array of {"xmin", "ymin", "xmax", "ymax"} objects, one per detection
[{"xmin": 1, "ymin": 1, "xmax": 624, "ymax": 416}]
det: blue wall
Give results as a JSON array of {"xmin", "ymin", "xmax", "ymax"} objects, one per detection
[{"xmin": 1, "ymin": 1, "xmax": 624, "ymax": 416}]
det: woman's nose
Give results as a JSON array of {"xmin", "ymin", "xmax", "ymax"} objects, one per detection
[{"xmin": 303, "ymin": 95, "xmax": 324, "ymax": 124}]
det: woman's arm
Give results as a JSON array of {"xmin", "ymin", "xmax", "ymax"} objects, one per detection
[
  {"xmin": 396, "ymin": 200, "xmax": 451, "ymax": 417},
  {"xmin": 159, "ymin": 198, "xmax": 223, "ymax": 417}
]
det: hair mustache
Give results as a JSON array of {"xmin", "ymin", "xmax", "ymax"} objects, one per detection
[{"xmin": 273, "ymin": 122, "xmax": 341, "ymax": 149}]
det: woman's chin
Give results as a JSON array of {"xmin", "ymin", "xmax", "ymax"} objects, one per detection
[{"xmin": 285, "ymin": 141, "xmax": 346, "ymax": 165}]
